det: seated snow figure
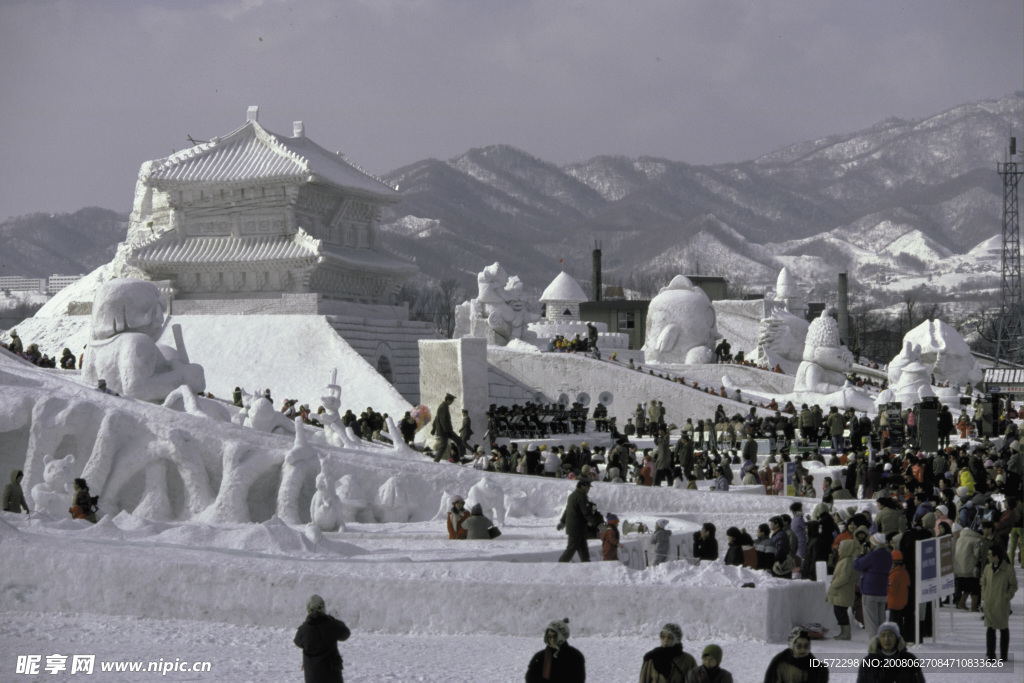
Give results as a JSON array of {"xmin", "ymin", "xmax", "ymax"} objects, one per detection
[
  {"xmin": 642, "ymin": 275, "xmax": 719, "ymax": 364},
  {"xmin": 896, "ymin": 320, "xmax": 982, "ymax": 387},
  {"xmin": 884, "ymin": 341, "xmax": 937, "ymax": 408},
  {"xmin": 486, "ymin": 276, "xmax": 539, "ymax": 346},
  {"xmin": 310, "ymin": 473, "xmax": 346, "ymax": 533},
  {"xmin": 31, "ymin": 454, "xmax": 76, "ymax": 518},
  {"xmin": 335, "ymin": 474, "xmax": 369, "ymax": 523},
  {"xmin": 81, "ymin": 279, "xmax": 204, "ymax": 402},
  {"xmin": 792, "ymin": 312, "xmax": 875, "ymax": 412},
  {"xmin": 466, "ymin": 475, "xmax": 506, "ymax": 526},
  {"xmin": 457, "ymin": 262, "xmax": 539, "ymax": 346},
  {"xmin": 243, "ymin": 395, "xmax": 295, "ymax": 434}
]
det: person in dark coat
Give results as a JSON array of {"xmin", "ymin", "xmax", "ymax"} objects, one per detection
[
  {"xmin": 70, "ymin": 478, "xmax": 98, "ymax": 523},
  {"xmin": 294, "ymin": 594, "xmax": 351, "ymax": 683},
  {"xmin": 2, "ymin": 469, "xmax": 30, "ymax": 514},
  {"xmin": 693, "ymin": 523, "xmax": 719, "ymax": 561},
  {"xmin": 855, "ymin": 622, "xmax": 923, "ymax": 683},
  {"xmin": 687, "ymin": 644, "xmax": 734, "ymax": 683},
  {"xmin": 430, "ymin": 393, "xmax": 464, "ymax": 462},
  {"xmin": 558, "ymin": 481, "xmax": 593, "ymax": 562},
  {"xmin": 525, "ymin": 618, "xmax": 585, "ymax": 683},
  {"xmin": 763, "ymin": 627, "xmax": 829, "ymax": 683},
  {"xmin": 639, "ymin": 622, "xmax": 697, "ymax": 682}
]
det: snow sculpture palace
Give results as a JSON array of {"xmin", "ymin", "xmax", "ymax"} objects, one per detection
[{"xmin": 125, "ymin": 106, "xmax": 415, "ymax": 311}]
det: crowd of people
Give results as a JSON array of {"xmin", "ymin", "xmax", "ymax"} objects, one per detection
[{"xmin": 0, "ymin": 330, "xmax": 79, "ymax": 369}]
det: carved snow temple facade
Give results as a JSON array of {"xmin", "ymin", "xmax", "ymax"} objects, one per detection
[
  {"xmin": 121, "ymin": 107, "xmax": 436, "ymax": 401},
  {"xmin": 126, "ymin": 106, "xmax": 416, "ymax": 312}
]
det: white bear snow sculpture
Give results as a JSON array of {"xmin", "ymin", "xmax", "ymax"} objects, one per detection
[
  {"xmin": 642, "ymin": 275, "xmax": 719, "ymax": 364},
  {"xmin": 881, "ymin": 341, "xmax": 937, "ymax": 409},
  {"xmin": 454, "ymin": 262, "xmax": 540, "ymax": 346},
  {"xmin": 466, "ymin": 475, "xmax": 506, "ymax": 526},
  {"xmin": 792, "ymin": 312, "xmax": 874, "ymax": 412},
  {"xmin": 81, "ymin": 279, "xmax": 205, "ymax": 402},
  {"xmin": 31, "ymin": 454, "xmax": 76, "ymax": 518}
]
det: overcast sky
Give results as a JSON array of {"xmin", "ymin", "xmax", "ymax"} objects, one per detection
[{"xmin": 0, "ymin": 0, "xmax": 1021, "ymax": 221}]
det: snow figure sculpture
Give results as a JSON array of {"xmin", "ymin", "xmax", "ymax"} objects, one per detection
[
  {"xmin": 642, "ymin": 275, "xmax": 719, "ymax": 364},
  {"xmin": 31, "ymin": 454, "xmax": 76, "ymax": 518},
  {"xmin": 881, "ymin": 341, "xmax": 937, "ymax": 408},
  {"xmin": 754, "ymin": 270, "xmax": 811, "ymax": 374},
  {"xmin": 334, "ymin": 474, "xmax": 369, "ymax": 523},
  {"xmin": 242, "ymin": 394, "xmax": 295, "ymax": 435},
  {"xmin": 894, "ymin": 320, "xmax": 982, "ymax": 387},
  {"xmin": 375, "ymin": 476, "xmax": 414, "ymax": 523},
  {"xmin": 792, "ymin": 311, "xmax": 874, "ymax": 412},
  {"xmin": 310, "ymin": 472, "xmax": 346, "ymax": 533},
  {"xmin": 466, "ymin": 475, "xmax": 506, "ymax": 525},
  {"xmin": 81, "ymin": 279, "xmax": 205, "ymax": 402},
  {"xmin": 455, "ymin": 262, "xmax": 540, "ymax": 346},
  {"xmin": 277, "ymin": 418, "xmax": 319, "ymax": 525}
]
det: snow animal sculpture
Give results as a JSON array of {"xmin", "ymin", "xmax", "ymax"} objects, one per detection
[
  {"xmin": 242, "ymin": 394, "xmax": 295, "ymax": 435},
  {"xmin": 642, "ymin": 275, "xmax": 719, "ymax": 364},
  {"xmin": 81, "ymin": 279, "xmax": 205, "ymax": 402},
  {"xmin": 792, "ymin": 311, "xmax": 874, "ymax": 412},
  {"xmin": 310, "ymin": 472, "xmax": 346, "ymax": 532},
  {"xmin": 334, "ymin": 474, "xmax": 369, "ymax": 523},
  {"xmin": 454, "ymin": 262, "xmax": 539, "ymax": 346},
  {"xmin": 466, "ymin": 475, "xmax": 506, "ymax": 525},
  {"xmin": 893, "ymin": 320, "xmax": 982, "ymax": 387},
  {"xmin": 375, "ymin": 476, "xmax": 415, "ymax": 523},
  {"xmin": 31, "ymin": 454, "xmax": 76, "ymax": 518}
]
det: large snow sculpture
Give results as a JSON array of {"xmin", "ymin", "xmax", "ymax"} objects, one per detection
[
  {"xmin": 642, "ymin": 275, "xmax": 719, "ymax": 364},
  {"xmin": 454, "ymin": 262, "xmax": 540, "ymax": 346},
  {"xmin": 754, "ymin": 269, "xmax": 810, "ymax": 374},
  {"xmin": 31, "ymin": 454, "xmax": 76, "ymax": 518},
  {"xmin": 879, "ymin": 341, "xmax": 937, "ymax": 409},
  {"xmin": 891, "ymin": 320, "xmax": 982, "ymax": 387},
  {"xmin": 81, "ymin": 279, "xmax": 205, "ymax": 402},
  {"xmin": 466, "ymin": 475, "xmax": 506, "ymax": 526},
  {"xmin": 792, "ymin": 311, "xmax": 874, "ymax": 411}
]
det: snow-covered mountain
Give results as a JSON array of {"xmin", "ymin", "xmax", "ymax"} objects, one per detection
[{"xmin": 1, "ymin": 94, "xmax": 1019, "ymax": 303}]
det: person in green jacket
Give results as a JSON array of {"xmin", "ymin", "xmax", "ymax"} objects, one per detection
[{"xmin": 981, "ymin": 545, "xmax": 1018, "ymax": 662}]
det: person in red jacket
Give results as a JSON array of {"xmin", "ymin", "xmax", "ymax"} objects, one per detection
[
  {"xmin": 600, "ymin": 513, "xmax": 622, "ymax": 561},
  {"xmin": 446, "ymin": 495, "xmax": 470, "ymax": 539},
  {"xmin": 887, "ymin": 550, "xmax": 912, "ymax": 640}
]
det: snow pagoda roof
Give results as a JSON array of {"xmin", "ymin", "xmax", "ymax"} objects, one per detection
[
  {"xmin": 539, "ymin": 271, "xmax": 588, "ymax": 303},
  {"xmin": 142, "ymin": 115, "xmax": 399, "ymax": 202},
  {"xmin": 130, "ymin": 232, "xmax": 319, "ymax": 270}
]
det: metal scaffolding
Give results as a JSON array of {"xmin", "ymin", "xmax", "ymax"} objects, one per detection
[{"xmin": 995, "ymin": 137, "xmax": 1023, "ymax": 367}]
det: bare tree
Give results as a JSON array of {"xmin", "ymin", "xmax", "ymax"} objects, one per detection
[{"xmin": 434, "ymin": 278, "xmax": 462, "ymax": 338}]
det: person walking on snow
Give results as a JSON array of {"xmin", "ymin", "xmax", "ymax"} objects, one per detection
[{"xmin": 293, "ymin": 594, "xmax": 351, "ymax": 683}]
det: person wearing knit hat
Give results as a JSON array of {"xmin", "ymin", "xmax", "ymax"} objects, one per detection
[
  {"xmin": 764, "ymin": 627, "xmax": 826, "ymax": 683},
  {"xmin": 525, "ymin": 618, "xmax": 585, "ymax": 683},
  {"xmin": 855, "ymin": 527, "xmax": 893, "ymax": 640},
  {"xmin": 294, "ymin": 594, "xmax": 351, "ymax": 683},
  {"xmin": 693, "ymin": 644, "xmax": 733, "ymax": 682},
  {"xmin": 638, "ymin": 623, "xmax": 696, "ymax": 682},
  {"xmin": 856, "ymin": 621, "xmax": 923, "ymax": 678}
]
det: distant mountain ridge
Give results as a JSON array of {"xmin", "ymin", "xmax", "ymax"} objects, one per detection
[{"xmin": 1, "ymin": 94, "xmax": 1019, "ymax": 298}]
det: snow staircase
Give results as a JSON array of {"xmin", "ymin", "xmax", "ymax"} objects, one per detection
[{"xmin": 325, "ymin": 315, "xmax": 441, "ymax": 404}]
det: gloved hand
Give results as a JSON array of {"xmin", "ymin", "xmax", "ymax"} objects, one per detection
[{"xmin": 556, "ymin": 522, "xmax": 565, "ymax": 531}]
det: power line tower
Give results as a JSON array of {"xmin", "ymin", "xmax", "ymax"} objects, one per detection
[{"xmin": 995, "ymin": 137, "xmax": 1023, "ymax": 367}]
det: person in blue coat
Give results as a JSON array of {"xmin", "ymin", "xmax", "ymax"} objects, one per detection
[{"xmin": 853, "ymin": 533, "xmax": 892, "ymax": 639}]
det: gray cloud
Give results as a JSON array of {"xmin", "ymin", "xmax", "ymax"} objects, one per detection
[{"xmin": 0, "ymin": 0, "xmax": 1020, "ymax": 220}]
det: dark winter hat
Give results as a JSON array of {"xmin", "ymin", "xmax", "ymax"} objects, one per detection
[
  {"xmin": 661, "ymin": 623, "xmax": 682, "ymax": 645},
  {"xmin": 702, "ymin": 644, "xmax": 723, "ymax": 664},
  {"xmin": 444, "ymin": 393, "xmax": 456, "ymax": 402},
  {"xmin": 306, "ymin": 594, "xmax": 326, "ymax": 614},
  {"xmin": 470, "ymin": 503, "xmax": 483, "ymax": 516},
  {"xmin": 546, "ymin": 618, "xmax": 570, "ymax": 644},
  {"xmin": 787, "ymin": 627, "xmax": 811, "ymax": 649},
  {"xmin": 605, "ymin": 513, "xmax": 619, "ymax": 524}
]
